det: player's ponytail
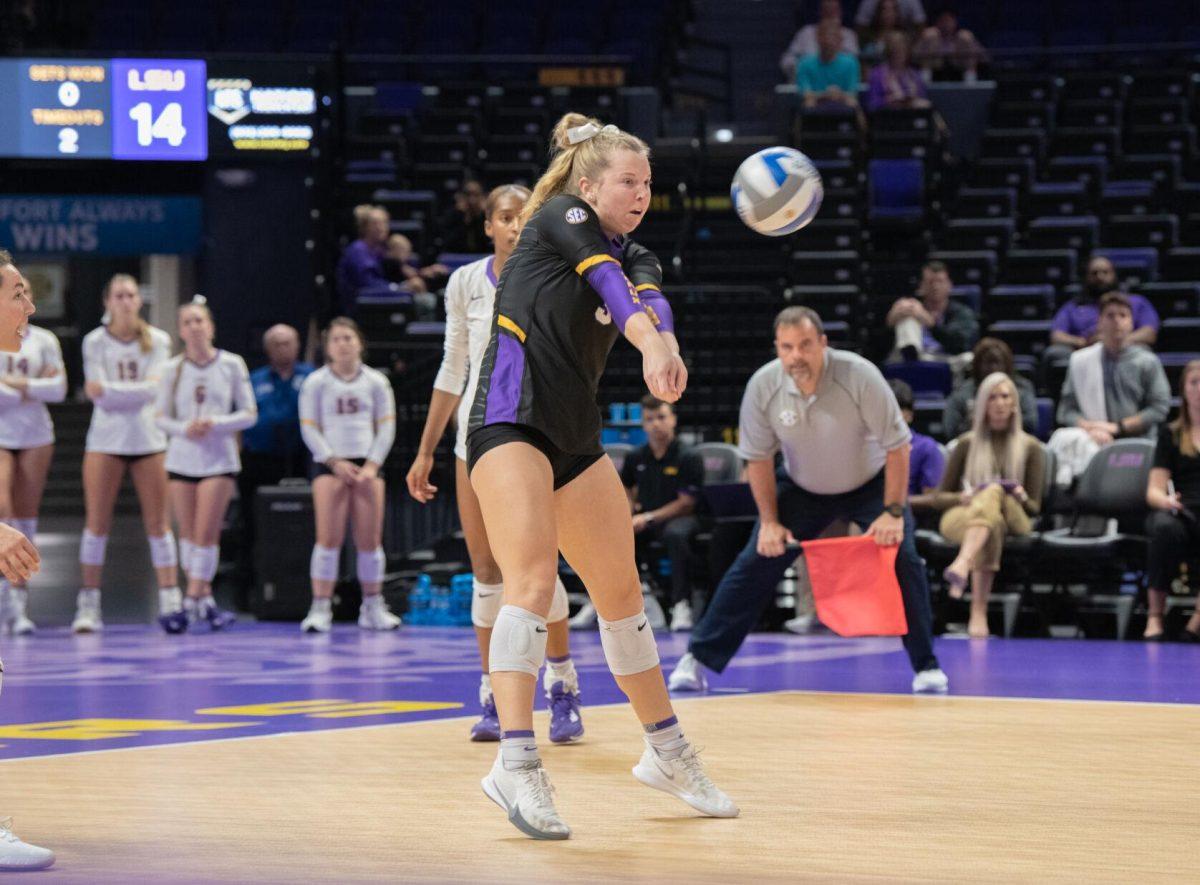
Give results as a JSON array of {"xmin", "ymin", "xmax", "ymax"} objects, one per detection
[{"xmin": 520, "ymin": 113, "xmax": 650, "ymax": 226}]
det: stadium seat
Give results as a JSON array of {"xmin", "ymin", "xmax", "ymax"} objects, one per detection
[
  {"xmin": 788, "ymin": 251, "xmax": 862, "ymax": 286},
  {"xmin": 928, "ymin": 251, "xmax": 997, "ymax": 290},
  {"xmin": 953, "ymin": 188, "xmax": 1016, "ymax": 220},
  {"xmin": 1102, "ymin": 215, "xmax": 1179, "ymax": 250},
  {"xmin": 1111, "ymin": 155, "xmax": 1180, "ymax": 190},
  {"xmin": 1098, "ymin": 181, "xmax": 1160, "ymax": 218},
  {"xmin": 1138, "ymin": 282, "xmax": 1200, "ymax": 320},
  {"xmin": 1024, "ymin": 182, "xmax": 1091, "ymax": 219},
  {"xmin": 1160, "ymin": 352, "xmax": 1200, "ymax": 392},
  {"xmin": 993, "ymin": 73, "xmax": 1059, "ymax": 104},
  {"xmin": 980, "ymin": 129, "xmax": 1045, "ymax": 163},
  {"xmin": 986, "ymin": 320, "xmax": 1053, "ymax": 358},
  {"xmin": 1163, "ymin": 247, "xmax": 1200, "ymax": 282},
  {"xmin": 1124, "ymin": 125, "xmax": 1196, "ymax": 157},
  {"xmin": 949, "ymin": 284, "xmax": 983, "ymax": 312},
  {"xmin": 968, "ymin": 158, "xmax": 1035, "ymax": 192},
  {"xmin": 1059, "ymin": 72, "xmax": 1126, "ymax": 102},
  {"xmin": 882, "ymin": 362, "xmax": 953, "ymax": 397},
  {"xmin": 1044, "ymin": 156, "xmax": 1107, "ymax": 194},
  {"xmin": 1058, "ymin": 99, "xmax": 1122, "ymax": 128},
  {"xmin": 1039, "ymin": 439, "xmax": 1157, "ymax": 639},
  {"xmin": 1125, "ymin": 99, "xmax": 1189, "ymax": 128},
  {"xmin": 1024, "ymin": 217, "xmax": 1099, "ymax": 255},
  {"xmin": 1050, "ymin": 127, "xmax": 1120, "ymax": 158},
  {"xmin": 991, "ymin": 102, "xmax": 1055, "ymax": 130},
  {"xmin": 784, "ymin": 285, "xmax": 860, "ymax": 322},
  {"xmin": 796, "ymin": 220, "xmax": 862, "ymax": 251},
  {"xmin": 941, "ymin": 219, "xmax": 1014, "ymax": 252},
  {"xmin": 1002, "ymin": 250, "xmax": 1078, "ymax": 289},
  {"xmin": 986, "ymin": 285, "xmax": 1056, "ymax": 322},
  {"xmin": 1158, "ymin": 319, "xmax": 1200, "ymax": 354}
]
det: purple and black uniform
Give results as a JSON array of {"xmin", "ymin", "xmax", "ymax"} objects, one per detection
[{"xmin": 467, "ymin": 194, "xmax": 671, "ymax": 488}]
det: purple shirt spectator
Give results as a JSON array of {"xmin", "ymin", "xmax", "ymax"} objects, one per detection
[
  {"xmin": 908, "ymin": 430, "xmax": 945, "ymax": 495},
  {"xmin": 866, "ymin": 63, "xmax": 928, "ymax": 112},
  {"xmin": 336, "ymin": 239, "xmax": 388, "ymax": 314},
  {"xmin": 1050, "ymin": 294, "xmax": 1160, "ymax": 340}
]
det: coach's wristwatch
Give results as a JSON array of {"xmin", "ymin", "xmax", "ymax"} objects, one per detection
[{"xmin": 883, "ymin": 503, "xmax": 904, "ymax": 518}]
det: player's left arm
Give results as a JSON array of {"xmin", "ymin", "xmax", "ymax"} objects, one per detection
[
  {"xmin": 23, "ymin": 335, "xmax": 67, "ymax": 402},
  {"xmin": 623, "ymin": 242, "xmax": 677, "ymax": 353},
  {"xmin": 365, "ymin": 374, "xmax": 397, "ymax": 469},
  {"xmin": 209, "ymin": 357, "xmax": 258, "ymax": 432}
]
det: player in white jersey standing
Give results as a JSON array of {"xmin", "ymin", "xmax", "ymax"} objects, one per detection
[
  {"xmin": 0, "ymin": 250, "xmax": 55, "ymax": 871},
  {"xmin": 76, "ymin": 274, "xmax": 179, "ymax": 632},
  {"xmin": 407, "ymin": 185, "xmax": 585, "ymax": 744},
  {"xmin": 299, "ymin": 317, "xmax": 400, "ymax": 632},
  {"xmin": 0, "ymin": 278, "xmax": 65, "ymax": 635},
  {"xmin": 155, "ymin": 297, "xmax": 255, "ymax": 633}
]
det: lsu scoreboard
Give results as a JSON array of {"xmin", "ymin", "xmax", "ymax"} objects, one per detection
[{"xmin": 0, "ymin": 57, "xmax": 320, "ymax": 161}]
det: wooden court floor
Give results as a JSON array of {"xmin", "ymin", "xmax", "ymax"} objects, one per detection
[{"xmin": 3, "ymin": 691, "xmax": 1195, "ymax": 883}]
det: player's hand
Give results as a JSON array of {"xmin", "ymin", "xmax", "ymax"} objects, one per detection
[
  {"xmin": 643, "ymin": 348, "xmax": 681, "ymax": 403},
  {"xmin": 3, "ymin": 376, "xmax": 27, "ymax": 393},
  {"xmin": 85, "ymin": 380, "xmax": 105, "ymax": 400},
  {"xmin": 0, "ymin": 522, "xmax": 39, "ymax": 584},
  {"xmin": 406, "ymin": 453, "xmax": 438, "ymax": 502},
  {"xmin": 331, "ymin": 459, "xmax": 360, "ymax": 484},
  {"xmin": 185, "ymin": 418, "xmax": 213, "ymax": 439},
  {"xmin": 357, "ymin": 462, "xmax": 380, "ymax": 483},
  {"xmin": 632, "ymin": 513, "xmax": 654, "ymax": 533},
  {"xmin": 867, "ymin": 512, "xmax": 904, "ymax": 547},
  {"xmin": 757, "ymin": 521, "xmax": 797, "ymax": 558},
  {"xmin": 667, "ymin": 353, "xmax": 688, "ymax": 399}
]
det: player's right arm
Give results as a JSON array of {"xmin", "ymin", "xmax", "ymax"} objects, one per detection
[
  {"xmin": 298, "ymin": 373, "xmax": 335, "ymax": 464},
  {"xmin": 408, "ymin": 270, "xmax": 469, "ymax": 502}
]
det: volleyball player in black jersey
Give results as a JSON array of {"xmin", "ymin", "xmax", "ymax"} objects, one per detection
[{"xmin": 466, "ymin": 114, "xmax": 738, "ymax": 840}]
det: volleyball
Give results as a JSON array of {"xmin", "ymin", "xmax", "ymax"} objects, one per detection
[{"xmin": 730, "ymin": 146, "xmax": 824, "ymax": 236}]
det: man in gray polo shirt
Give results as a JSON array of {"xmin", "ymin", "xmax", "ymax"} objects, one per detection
[{"xmin": 669, "ymin": 306, "xmax": 948, "ymax": 694}]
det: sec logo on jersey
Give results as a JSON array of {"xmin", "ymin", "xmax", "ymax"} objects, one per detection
[{"xmin": 565, "ymin": 207, "xmax": 589, "ymax": 225}]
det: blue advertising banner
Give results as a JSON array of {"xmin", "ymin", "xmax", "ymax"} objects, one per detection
[{"xmin": 0, "ymin": 195, "xmax": 202, "ymax": 255}]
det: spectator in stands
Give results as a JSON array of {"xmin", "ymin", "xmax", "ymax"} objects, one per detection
[
  {"xmin": 943, "ymin": 337, "xmax": 1038, "ymax": 439},
  {"xmin": 237, "ymin": 324, "xmax": 314, "ymax": 598},
  {"xmin": 886, "ymin": 260, "xmax": 979, "ymax": 368},
  {"xmin": 621, "ymin": 395, "xmax": 705, "ymax": 632},
  {"xmin": 935, "ymin": 372, "xmax": 1046, "ymax": 638},
  {"xmin": 335, "ymin": 204, "xmax": 418, "ymax": 316},
  {"xmin": 912, "ymin": 5, "xmax": 986, "ymax": 82},
  {"xmin": 1049, "ymin": 292, "xmax": 1171, "ymax": 485},
  {"xmin": 383, "ymin": 234, "xmax": 450, "ymax": 295},
  {"xmin": 889, "ymin": 379, "xmax": 944, "ymax": 509},
  {"xmin": 437, "ymin": 181, "xmax": 488, "ymax": 253},
  {"xmin": 780, "ymin": 0, "xmax": 859, "ymax": 80},
  {"xmin": 1044, "ymin": 255, "xmax": 1160, "ymax": 368},
  {"xmin": 856, "ymin": 0, "xmax": 926, "ymax": 30},
  {"xmin": 859, "ymin": 0, "xmax": 921, "ymax": 65},
  {"xmin": 1143, "ymin": 359, "xmax": 1200, "ymax": 642},
  {"xmin": 796, "ymin": 19, "xmax": 861, "ymax": 110},
  {"xmin": 866, "ymin": 31, "xmax": 930, "ymax": 112}
]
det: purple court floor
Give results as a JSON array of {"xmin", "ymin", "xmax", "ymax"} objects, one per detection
[{"xmin": 1, "ymin": 625, "xmax": 1197, "ymax": 760}]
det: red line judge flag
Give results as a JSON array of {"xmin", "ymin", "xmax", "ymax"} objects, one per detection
[{"xmin": 800, "ymin": 535, "xmax": 908, "ymax": 637}]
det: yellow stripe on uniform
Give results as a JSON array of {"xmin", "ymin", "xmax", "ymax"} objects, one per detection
[
  {"xmin": 300, "ymin": 418, "xmax": 319, "ymax": 427},
  {"xmin": 635, "ymin": 283, "xmax": 661, "ymax": 293},
  {"xmin": 575, "ymin": 254, "xmax": 619, "ymax": 275},
  {"xmin": 497, "ymin": 315, "xmax": 526, "ymax": 343}
]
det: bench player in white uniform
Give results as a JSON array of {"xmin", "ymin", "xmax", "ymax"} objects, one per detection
[
  {"xmin": 407, "ymin": 184, "xmax": 586, "ymax": 744},
  {"xmin": 0, "ymin": 288, "xmax": 65, "ymax": 635},
  {"xmin": 299, "ymin": 317, "xmax": 400, "ymax": 632},
  {"xmin": 155, "ymin": 297, "xmax": 255, "ymax": 633},
  {"xmin": 0, "ymin": 251, "xmax": 55, "ymax": 871},
  {"xmin": 76, "ymin": 274, "xmax": 180, "ymax": 632}
]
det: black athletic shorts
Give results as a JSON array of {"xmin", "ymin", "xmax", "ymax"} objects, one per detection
[
  {"xmin": 313, "ymin": 457, "xmax": 385, "ymax": 480},
  {"xmin": 168, "ymin": 472, "xmax": 237, "ymax": 484},
  {"xmin": 467, "ymin": 422, "xmax": 604, "ymax": 491}
]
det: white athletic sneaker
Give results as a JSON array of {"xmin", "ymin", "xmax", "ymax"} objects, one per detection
[
  {"xmin": 0, "ymin": 586, "xmax": 34, "ymax": 636},
  {"xmin": 669, "ymin": 600, "xmax": 693, "ymax": 632},
  {"xmin": 642, "ymin": 585, "xmax": 668, "ymax": 630},
  {"xmin": 0, "ymin": 818, "xmax": 55, "ymax": 871},
  {"xmin": 300, "ymin": 603, "xmax": 333, "ymax": 634},
  {"xmin": 71, "ymin": 590, "xmax": 103, "ymax": 634},
  {"xmin": 667, "ymin": 652, "xmax": 707, "ymax": 692},
  {"xmin": 358, "ymin": 594, "xmax": 401, "ymax": 631},
  {"xmin": 568, "ymin": 601, "xmax": 597, "ymax": 630},
  {"xmin": 481, "ymin": 755, "xmax": 571, "ymax": 840},
  {"xmin": 783, "ymin": 614, "xmax": 816, "ymax": 634},
  {"xmin": 632, "ymin": 742, "xmax": 739, "ymax": 818},
  {"xmin": 158, "ymin": 587, "xmax": 183, "ymax": 617},
  {"xmin": 912, "ymin": 668, "xmax": 950, "ymax": 694}
]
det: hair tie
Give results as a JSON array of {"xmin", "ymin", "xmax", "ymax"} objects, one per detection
[{"xmin": 566, "ymin": 122, "xmax": 618, "ymax": 145}]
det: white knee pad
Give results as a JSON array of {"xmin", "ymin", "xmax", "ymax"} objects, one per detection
[
  {"xmin": 190, "ymin": 545, "xmax": 219, "ymax": 582},
  {"xmin": 547, "ymin": 575, "xmax": 569, "ymax": 623},
  {"xmin": 148, "ymin": 532, "xmax": 178, "ymax": 569},
  {"xmin": 356, "ymin": 547, "xmax": 385, "ymax": 584},
  {"xmin": 79, "ymin": 530, "xmax": 108, "ymax": 567},
  {"xmin": 598, "ymin": 610, "xmax": 661, "ymax": 676},
  {"xmin": 14, "ymin": 518, "xmax": 36, "ymax": 541},
  {"xmin": 310, "ymin": 544, "xmax": 340, "ymax": 582},
  {"xmin": 471, "ymin": 579, "xmax": 504, "ymax": 628},
  {"xmin": 179, "ymin": 539, "xmax": 195, "ymax": 576},
  {"xmin": 488, "ymin": 605, "xmax": 548, "ymax": 677}
]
